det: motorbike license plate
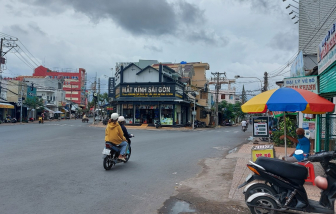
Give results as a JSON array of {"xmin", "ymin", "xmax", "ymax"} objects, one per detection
[
  {"xmin": 245, "ymin": 173, "xmax": 252, "ymax": 182},
  {"xmin": 102, "ymin": 148, "xmax": 110, "ymax": 155}
]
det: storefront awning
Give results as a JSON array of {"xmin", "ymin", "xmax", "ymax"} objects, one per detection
[
  {"xmin": 0, "ymin": 102, "xmax": 14, "ymax": 109},
  {"xmin": 44, "ymin": 107, "xmax": 54, "ymax": 113},
  {"xmin": 60, "ymin": 107, "xmax": 69, "ymax": 113}
]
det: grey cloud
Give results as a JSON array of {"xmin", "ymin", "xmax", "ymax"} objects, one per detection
[
  {"xmin": 175, "ymin": 1, "xmax": 205, "ymax": 25},
  {"xmin": 20, "ymin": 0, "xmax": 205, "ymax": 36},
  {"xmin": 7, "ymin": 25, "xmax": 29, "ymax": 35},
  {"xmin": 27, "ymin": 23, "xmax": 46, "ymax": 36},
  {"xmin": 236, "ymin": 0, "xmax": 281, "ymax": 14},
  {"xmin": 186, "ymin": 30, "xmax": 229, "ymax": 47},
  {"xmin": 268, "ymin": 30, "xmax": 298, "ymax": 51},
  {"xmin": 144, "ymin": 45, "xmax": 162, "ymax": 52}
]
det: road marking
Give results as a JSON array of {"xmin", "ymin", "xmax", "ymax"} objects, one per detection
[{"xmin": 234, "ymin": 131, "xmax": 239, "ymax": 133}]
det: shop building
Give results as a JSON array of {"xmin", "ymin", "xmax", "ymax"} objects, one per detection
[
  {"xmin": 316, "ymin": 19, "xmax": 336, "ymax": 151},
  {"xmin": 114, "ymin": 63, "xmax": 190, "ymax": 126},
  {"xmin": 152, "ymin": 62, "xmax": 211, "ymax": 126},
  {"xmin": 33, "ymin": 66, "xmax": 87, "ymax": 108}
]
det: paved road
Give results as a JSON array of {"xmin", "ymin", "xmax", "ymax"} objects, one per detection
[{"xmin": 0, "ymin": 120, "xmax": 251, "ymax": 214}]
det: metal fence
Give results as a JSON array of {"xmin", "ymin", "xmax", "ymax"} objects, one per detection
[{"xmin": 319, "ymin": 114, "xmax": 336, "ymax": 151}]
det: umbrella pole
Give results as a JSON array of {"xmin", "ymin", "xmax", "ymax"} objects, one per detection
[{"xmin": 284, "ymin": 113, "xmax": 287, "ymax": 157}]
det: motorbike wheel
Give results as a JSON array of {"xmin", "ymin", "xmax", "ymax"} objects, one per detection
[
  {"xmin": 103, "ymin": 155, "xmax": 114, "ymax": 170},
  {"xmin": 124, "ymin": 147, "xmax": 131, "ymax": 163},
  {"xmin": 244, "ymin": 183, "xmax": 276, "ymax": 201},
  {"xmin": 249, "ymin": 196, "xmax": 278, "ymax": 214}
]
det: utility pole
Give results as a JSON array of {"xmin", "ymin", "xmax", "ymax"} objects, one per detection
[
  {"xmin": 98, "ymin": 77, "xmax": 101, "ymax": 120},
  {"xmin": 211, "ymin": 72, "xmax": 226, "ymax": 127},
  {"xmin": 263, "ymin": 72, "xmax": 268, "ymax": 92},
  {"xmin": 93, "ymin": 73, "xmax": 97, "ymax": 125}
]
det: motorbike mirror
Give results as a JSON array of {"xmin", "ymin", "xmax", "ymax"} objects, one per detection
[{"xmin": 295, "ymin": 150, "xmax": 304, "ymax": 155}]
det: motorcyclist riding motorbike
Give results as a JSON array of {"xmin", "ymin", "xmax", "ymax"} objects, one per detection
[
  {"xmin": 118, "ymin": 116, "xmax": 134, "ymax": 145},
  {"xmin": 241, "ymin": 119, "xmax": 247, "ymax": 131},
  {"xmin": 105, "ymin": 113, "xmax": 128, "ymax": 161}
]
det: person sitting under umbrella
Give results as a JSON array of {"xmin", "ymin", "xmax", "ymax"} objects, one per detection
[{"xmin": 280, "ymin": 128, "xmax": 310, "ymax": 162}]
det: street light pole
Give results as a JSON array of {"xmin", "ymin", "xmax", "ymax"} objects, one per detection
[{"xmin": 234, "ymin": 75, "xmax": 263, "ymax": 92}]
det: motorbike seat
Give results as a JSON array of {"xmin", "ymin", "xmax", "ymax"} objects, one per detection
[{"xmin": 256, "ymin": 157, "xmax": 308, "ymax": 182}]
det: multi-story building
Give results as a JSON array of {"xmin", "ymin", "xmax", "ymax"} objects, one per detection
[
  {"xmin": 1, "ymin": 78, "xmax": 28, "ymax": 120},
  {"xmin": 33, "ymin": 66, "xmax": 87, "ymax": 108},
  {"xmin": 210, "ymin": 88, "xmax": 237, "ymax": 105},
  {"xmin": 23, "ymin": 76, "xmax": 66, "ymax": 112},
  {"xmin": 152, "ymin": 62, "xmax": 211, "ymax": 125},
  {"xmin": 113, "ymin": 63, "xmax": 189, "ymax": 126}
]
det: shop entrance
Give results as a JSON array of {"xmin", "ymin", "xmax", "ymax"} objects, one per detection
[{"xmin": 140, "ymin": 109, "xmax": 156, "ymax": 124}]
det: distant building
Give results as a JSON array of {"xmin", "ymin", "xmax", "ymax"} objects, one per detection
[{"xmin": 33, "ymin": 66, "xmax": 87, "ymax": 107}]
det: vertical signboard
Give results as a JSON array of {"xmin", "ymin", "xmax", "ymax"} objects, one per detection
[
  {"xmin": 253, "ymin": 117, "xmax": 269, "ymax": 137},
  {"xmin": 290, "ymin": 51, "xmax": 305, "ymax": 77},
  {"xmin": 108, "ymin": 77, "xmax": 115, "ymax": 98}
]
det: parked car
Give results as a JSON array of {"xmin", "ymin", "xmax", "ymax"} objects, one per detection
[{"xmin": 223, "ymin": 121, "xmax": 232, "ymax": 126}]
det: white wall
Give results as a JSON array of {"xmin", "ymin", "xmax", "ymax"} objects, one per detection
[{"xmin": 123, "ymin": 65, "xmax": 159, "ymax": 83}]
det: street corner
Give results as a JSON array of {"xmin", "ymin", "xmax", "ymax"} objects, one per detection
[{"xmin": 158, "ymin": 155, "xmax": 250, "ymax": 214}]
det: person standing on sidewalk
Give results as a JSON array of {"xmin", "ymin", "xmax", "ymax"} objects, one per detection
[{"xmin": 281, "ymin": 128, "xmax": 310, "ymax": 162}]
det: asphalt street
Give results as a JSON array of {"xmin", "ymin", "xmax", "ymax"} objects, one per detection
[{"xmin": 0, "ymin": 120, "xmax": 250, "ymax": 214}]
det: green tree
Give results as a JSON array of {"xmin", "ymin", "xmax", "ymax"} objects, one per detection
[
  {"xmin": 272, "ymin": 117, "xmax": 297, "ymax": 147},
  {"xmin": 24, "ymin": 97, "xmax": 44, "ymax": 120},
  {"xmin": 98, "ymin": 92, "xmax": 108, "ymax": 107},
  {"xmin": 242, "ymin": 85, "xmax": 247, "ymax": 104}
]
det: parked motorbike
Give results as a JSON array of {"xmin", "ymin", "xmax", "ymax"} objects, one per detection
[
  {"xmin": 155, "ymin": 120, "xmax": 161, "ymax": 129},
  {"xmin": 38, "ymin": 117, "xmax": 44, "ymax": 124},
  {"xmin": 239, "ymin": 150, "xmax": 336, "ymax": 214},
  {"xmin": 29, "ymin": 117, "xmax": 34, "ymax": 122},
  {"xmin": 186, "ymin": 121, "xmax": 191, "ymax": 127},
  {"xmin": 11, "ymin": 118, "xmax": 17, "ymax": 123},
  {"xmin": 102, "ymin": 135, "xmax": 134, "ymax": 170}
]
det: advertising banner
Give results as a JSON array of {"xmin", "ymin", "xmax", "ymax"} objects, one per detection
[
  {"xmin": 284, "ymin": 76, "xmax": 318, "ymax": 93},
  {"xmin": 108, "ymin": 77, "xmax": 115, "ymax": 98},
  {"xmin": 120, "ymin": 84, "xmax": 175, "ymax": 97},
  {"xmin": 290, "ymin": 51, "xmax": 305, "ymax": 77},
  {"xmin": 251, "ymin": 145, "xmax": 275, "ymax": 162},
  {"xmin": 318, "ymin": 21, "xmax": 336, "ymax": 74},
  {"xmin": 253, "ymin": 116, "xmax": 269, "ymax": 137}
]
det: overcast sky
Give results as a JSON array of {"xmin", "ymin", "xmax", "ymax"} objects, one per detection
[{"xmin": 0, "ymin": 0, "xmax": 298, "ymax": 95}]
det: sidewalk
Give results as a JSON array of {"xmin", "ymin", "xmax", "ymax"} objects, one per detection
[{"xmin": 228, "ymin": 140, "xmax": 323, "ymax": 202}]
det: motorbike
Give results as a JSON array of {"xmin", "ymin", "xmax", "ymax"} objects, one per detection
[
  {"xmin": 29, "ymin": 117, "xmax": 34, "ymax": 122},
  {"xmin": 11, "ymin": 118, "xmax": 17, "ymax": 123},
  {"xmin": 155, "ymin": 120, "xmax": 161, "ymax": 129},
  {"xmin": 102, "ymin": 135, "xmax": 134, "ymax": 170},
  {"xmin": 242, "ymin": 126, "xmax": 247, "ymax": 132},
  {"xmin": 238, "ymin": 150, "xmax": 336, "ymax": 214},
  {"xmin": 38, "ymin": 116, "xmax": 44, "ymax": 124},
  {"xmin": 186, "ymin": 121, "xmax": 191, "ymax": 127}
]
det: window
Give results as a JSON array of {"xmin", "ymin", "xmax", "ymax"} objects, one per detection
[
  {"xmin": 229, "ymin": 95, "xmax": 233, "ymax": 100},
  {"xmin": 221, "ymin": 94, "xmax": 225, "ymax": 99}
]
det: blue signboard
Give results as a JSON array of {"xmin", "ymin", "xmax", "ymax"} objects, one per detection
[{"xmin": 27, "ymin": 87, "xmax": 37, "ymax": 99}]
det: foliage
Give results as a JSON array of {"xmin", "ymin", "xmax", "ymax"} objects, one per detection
[
  {"xmin": 241, "ymin": 85, "xmax": 247, "ymax": 104},
  {"xmin": 272, "ymin": 117, "xmax": 297, "ymax": 147},
  {"xmin": 24, "ymin": 97, "xmax": 44, "ymax": 120},
  {"xmin": 217, "ymin": 100, "xmax": 245, "ymax": 123},
  {"xmin": 98, "ymin": 92, "xmax": 108, "ymax": 107}
]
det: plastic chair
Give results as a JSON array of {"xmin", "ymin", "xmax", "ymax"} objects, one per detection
[{"xmin": 297, "ymin": 162, "xmax": 315, "ymax": 186}]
